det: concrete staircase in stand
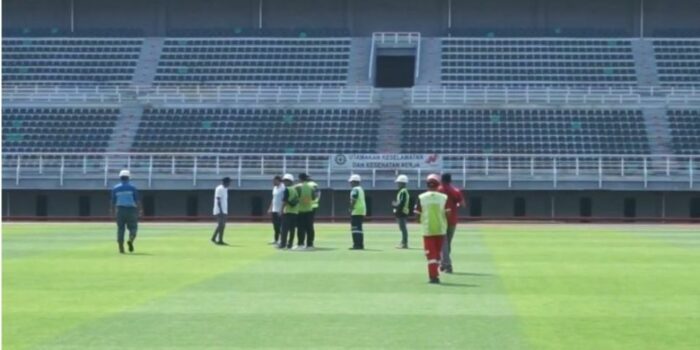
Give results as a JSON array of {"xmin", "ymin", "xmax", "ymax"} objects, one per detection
[{"xmin": 375, "ymin": 89, "xmax": 405, "ymax": 153}]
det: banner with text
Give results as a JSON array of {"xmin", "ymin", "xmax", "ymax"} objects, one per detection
[{"xmin": 331, "ymin": 154, "xmax": 442, "ymax": 170}]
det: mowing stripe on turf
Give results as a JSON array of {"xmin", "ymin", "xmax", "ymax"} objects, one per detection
[{"xmin": 26, "ymin": 224, "xmax": 527, "ymax": 350}]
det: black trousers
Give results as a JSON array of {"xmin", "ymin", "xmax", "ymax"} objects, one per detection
[
  {"xmin": 272, "ymin": 212, "xmax": 282, "ymax": 242},
  {"xmin": 116, "ymin": 207, "xmax": 138, "ymax": 243},
  {"xmin": 279, "ymin": 213, "xmax": 297, "ymax": 248},
  {"xmin": 212, "ymin": 213, "xmax": 227, "ymax": 242},
  {"xmin": 308, "ymin": 209, "xmax": 316, "ymax": 247},
  {"xmin": 297, "ymin": 211, "xmax": 314, "ymax": 247},
  {"xmin": 350, "ymin": 215, "xmax": 364, "ymax": 249}
]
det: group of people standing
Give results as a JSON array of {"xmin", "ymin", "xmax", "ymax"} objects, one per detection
[
  {"xmin": 110, "ymin": 169, "xmax": 465, "ymax": 284},
  {"xmin": 269, "ymin": 173, "xmax": 320, "ymax": 250},
  {"xmin": 266, "ymin": 171, "xmax": 465, "ymax": 283}
]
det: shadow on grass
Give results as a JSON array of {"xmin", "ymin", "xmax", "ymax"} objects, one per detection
[
  {"xmin": 450, "ymin": 272, "xmax": 492, "ymax": 277},
  {"xmin": 439, "ymin": 282, "xmax": 478, "ymax": 288},
  {"xmin": 308, "ymin": 247, "xmax": 337, "ymax": 252},
  {"xmin": 128, "ymin": 252, "xmax": 153, "ymax": 256},
  {"xmin": 211, "ymin": 243, "xmax": 242, "ymax": 248}
]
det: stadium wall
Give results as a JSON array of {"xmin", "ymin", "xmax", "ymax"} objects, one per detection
[
  {"xmin": 4, "ymin": 0, "xmax": 700, "ymax": 36},
  {"xmin": 3, "ymin": 190, "xmax": 699, "ymax": 221}
]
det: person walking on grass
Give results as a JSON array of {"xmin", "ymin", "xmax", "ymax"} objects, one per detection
[
  {"xmin": 111, "ymin": 170, "xmax": 140, "ymax": 254},
  {"xmin": 268, "ymin": 175, "xmax": 285, "ymax": 245},
  {"xmin": 392, "ymin": 175, "xmax": 411, "ymax": 249},
  {"xmin": 211, "ymin": 177, "xmax": 231, "ymax": 245},
  {"xmin": 438, "ymin": 173, "xmax": 466, "ymax": 274},
  {"xmin": 348, "ymin": 174, "xmax": 366, "ymax": 250},
  {"xmin": 414, "ymin": 174, "xmax": 450, "ymax": 284}
]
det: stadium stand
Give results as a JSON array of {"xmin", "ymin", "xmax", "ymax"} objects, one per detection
[
  {"xmin": 166, "ymin": 28, "xmax": 350, "ymax": 37},
  {"xmin": 2, "ymin": 38, "xmax": 142, "ymax": 84},
  {"xmin": 2, "ymin": 107, "xmax": 119, "ymax": 152},
  {"xmin": 401, "ymin": 109, "xmax": 649, "ymax": 154},
  {"xmin": 441, "ymin": 38, "xmax": 636, "ymax": 86},
  {"xmin": 668, "ymin": 109, "xmax": 700, "ymax": 155},
  {"xmin": 447, "ymin": 28, "xmax": 629, "ymax": 38},
  {"xmin": 132, "ymin": 108, "xmax": 379, "ymax": 153},
  {"xmin": 154, "ymin": 38, "xmax": 351, "ymax": 85},
  {"xmin": 653, "ymin": 40, "xmax": 700, "ymax": 86}
]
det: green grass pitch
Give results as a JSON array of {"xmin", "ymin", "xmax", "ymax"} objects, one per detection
[{"xmin": 3, "ymin": 222, "xmax": 700, "ymax": 349}]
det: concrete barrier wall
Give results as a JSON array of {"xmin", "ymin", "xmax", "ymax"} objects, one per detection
[
  {"xmin": 4, "ymin": 0, "xmax": 698, "ymax": 37},
  {"xmin": 3, "ymin": 189, "xmax": 699, "ymax": 220}
]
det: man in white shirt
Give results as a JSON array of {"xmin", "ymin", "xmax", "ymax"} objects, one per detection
[
  {"xmin": 267, "ymin": 175, "xmax": 285, "ymax": 245},
  {"xmin": 211, "ymin": 177, "xmax": 231, "ymax": 245}
]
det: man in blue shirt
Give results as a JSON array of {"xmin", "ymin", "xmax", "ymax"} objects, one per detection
[{"xmin": 111, "ymin": 169, "xmax": 140, "ymax": 254}]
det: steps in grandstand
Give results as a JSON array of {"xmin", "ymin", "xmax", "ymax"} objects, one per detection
[
  {"xmin": 632, "ymin": 40, "xmax": 660, "ymax": 86},
  {"xmin": 107, "ymin": 102, "xmax": 143, "ymax": 152},
  {"xmin": 347, "ymin": 38, "xmax": 372, "ymax": 85},
  {"xmin": 642, "ymin": 106, "xmax": 673, "ymax": 156},
  {"xmin": 132, "ymin": 37, "xmax": 165, "ymax": 86},
  {"xmin": 376, "ymin": 89, "xmax": 405, "ymax": 153},
  {"xmin": 415, "ymin": 38, "xmax": 442, "ymax": 86}
]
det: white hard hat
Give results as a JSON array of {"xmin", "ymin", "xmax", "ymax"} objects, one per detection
[
  {"xmin": 348, "ymin": 174, "xmax": 361, "ymax": 182},
  {"xmin": 119, "ymin": 169, "xmax": 131, "ymax": 178},
  {"xmin": 395, "ymin": 174, "xmax": 409, "ymax": 183},
  {"xmin": 282, "ymin": 173, "xmax": 295, "ymax": 182},
  {"xmin": 426, "ymin": 174, "xmax": 441, "ymax": 184}
]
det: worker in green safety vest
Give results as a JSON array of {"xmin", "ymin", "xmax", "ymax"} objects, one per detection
[
  {"xmin": 348, "ymin": 174, "xmax": 366, "ymax": 250},
  {"xmin": 278, "ymin": 173, "xmax": 300, "ymax": 249},
  {"xmin": 392, "ymin": 174, "xmax": 411, "ymax": 249},
  {"xmin": 414, "ymin": 174, "xmax": 450, "ymax": 284},
  {"xmin": 295, "ymin": 173, "xmax": 317, "ymax": 250}
]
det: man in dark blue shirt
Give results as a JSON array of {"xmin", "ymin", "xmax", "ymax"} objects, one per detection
[{"xmin": 111, "ymin": 169, "xmax": 140, "ymax": 254}]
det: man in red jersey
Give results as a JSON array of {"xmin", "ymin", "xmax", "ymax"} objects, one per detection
[{"xmin": 438, "ymin": 173, "xmax": 466, "ymax": 274}]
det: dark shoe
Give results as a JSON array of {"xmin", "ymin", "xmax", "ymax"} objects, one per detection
[
  {"xmin": 429, "ymin": 278, "xmax": 441, "ymax": 284},
  {"xmin": 444, "ymin": 266, "xmax": 453, "ymax": 274},
  {"xmin": 127, "ymin": 241, "xmax": 134, "ymax": 253},
  {"xmin": 217, "ymin": 241, "xmax": 228, "ymax": 246},
  {"xmin": 118, "ymin": 243, "xmax": 125, "ymax": 254},
  {"xmin": 348, "ymin": 246, "xmax": 363, "ymax": 250}
]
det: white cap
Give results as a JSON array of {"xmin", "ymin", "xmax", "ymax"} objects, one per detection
[
  {"xmin": 426, "ymin": 174, "xmax": 441, "ymax": 183},
  {"xmin": 119, "ymin": 169, "xmax": 131, "ymax": 178},
  {"xmin": 282, "ymin": 173, "xmax": 295, "ymax": 182},
  {"xmin": 395, "ymin": 174, "xmax": 408, "ymax": 183},
  {"xmin": 348, "ymin": 174, "xmax": 361, "ymax": 182}
]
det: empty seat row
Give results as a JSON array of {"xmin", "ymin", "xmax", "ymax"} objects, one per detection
[
  {"xmin": 401, "ymin": 109, "xmax": 649, "ymax": 154},
  {"xmin": 2, "ymin": 108, "xmax": 119, "ymax": 152}
]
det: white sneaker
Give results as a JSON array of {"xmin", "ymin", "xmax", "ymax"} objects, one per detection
[
  {"xmin": 305, "ymin": 246, "xmax": 315, "ymax": 251},
  {"xmin": 292, "ymin": 245, "xmax": 306, "ymax": 251},
  {"xmin": 269, "ymin": 241, "xmax": 279, "ymax": 245}
]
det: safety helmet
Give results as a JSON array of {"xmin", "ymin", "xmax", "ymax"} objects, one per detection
[
  {"xmin": 119, "ymin": 169, "xmax": 131, "ymax": 178},
  {"xmin": 426, "ymin": 174, "xmax": 441, "ymax": 184},
  {"xmin": 348, "ymin": 174, "xmax": 361, "ymax": 182},
  {"xmin": 282, "ymin": 173, "xmax": 295, "ymax": 182},
  {"xmin": 395, "ymin": 174, "xmax": 409, "ymax": 183}
]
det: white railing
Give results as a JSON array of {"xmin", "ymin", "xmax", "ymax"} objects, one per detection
[
  {"xmin": 409, "ymin": 86, "xmax": 700, "ymax": 106},
  {"xmin": 3, "ymin": 153, "xmax": 698, "ymax": 189},
  {"xmin": 372, "ymin": 32, "xmax": 421, "ymax": 46},
  {"xmin": 141, "ymin": 85, "xmax": 378, "ymax": 105},
  {"xmin": 1, "ymin": 85, "xmax": 378, "ymax": 105},
  {"xmin": 5, "ymin": 84, "xmax": 700, "ymax": 106},
  {"xmin": 1, "ymin": 85, "xmax": 126, "ymax": 103}
]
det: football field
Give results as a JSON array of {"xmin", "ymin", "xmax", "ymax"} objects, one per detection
[{"xmin": 3, "ymin": 222, "xmax": 699, "ymax": 350}]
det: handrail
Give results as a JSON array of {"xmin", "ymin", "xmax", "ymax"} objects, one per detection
[{"xmin": 4, "ymin": 153, "xmax": 699, "ymax": 190}]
